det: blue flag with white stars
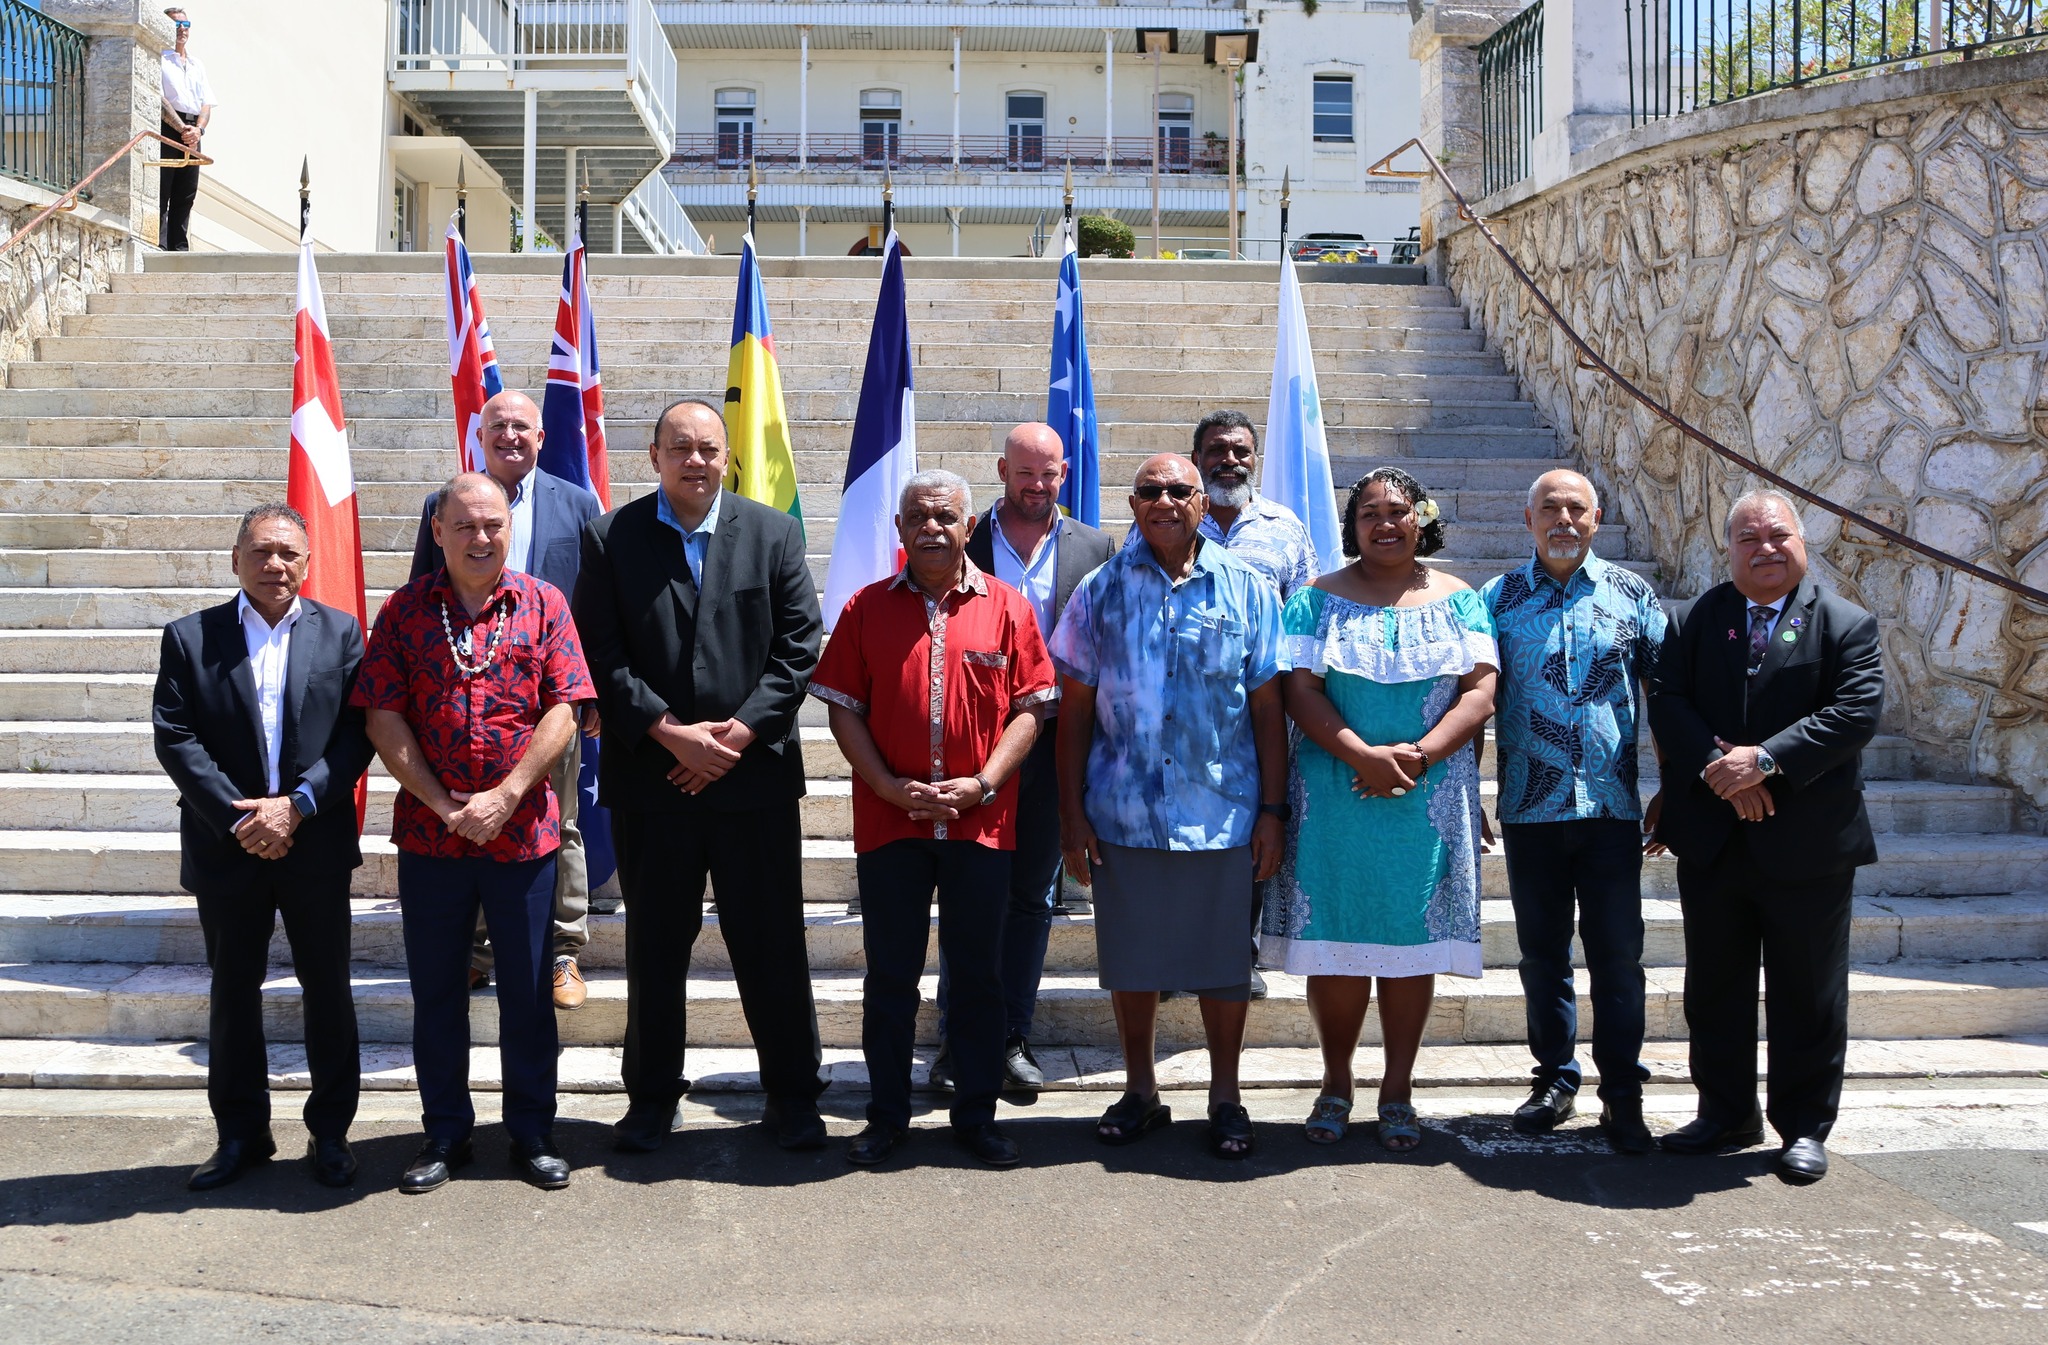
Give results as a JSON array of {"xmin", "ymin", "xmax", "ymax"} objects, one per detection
[{"xmin": 1047, "ymin": 242, "xmax": 1100, "ymax": 526}]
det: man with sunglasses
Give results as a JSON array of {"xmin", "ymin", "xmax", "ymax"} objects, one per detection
[{"xmin": 158, "ymin": 9, "xmax": 216, "ymax": 251}]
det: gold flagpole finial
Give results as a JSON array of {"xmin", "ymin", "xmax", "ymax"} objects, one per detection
[
  {"xmin": 1280, "ymin": 165, "xmax": 1290, "ymax": 210},
  {"xmin": 456, "ymin": 158, "xmax": 467, "ymax": 200}
]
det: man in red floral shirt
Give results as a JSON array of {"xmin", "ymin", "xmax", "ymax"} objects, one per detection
[{"xmin": 353, "ymin": 472, "xmax": 594, "ymax": 1194}]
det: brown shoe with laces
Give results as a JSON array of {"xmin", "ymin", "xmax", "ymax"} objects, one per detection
[{"xmin": 552, "ymin": 956, "xmax": 587, "ymax": 1010}]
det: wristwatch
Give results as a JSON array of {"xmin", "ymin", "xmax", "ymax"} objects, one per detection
[
  {"xmin": 1260, "ymin": 801, "xmax": 1291, "ymax": 821},
  {"xmin": 974, "ymin": 774, "xmax": 995, "ymax": 806},
  {"xmin": 1755, "ymin": 749, "xmax": 1780, "ymax": 778}
]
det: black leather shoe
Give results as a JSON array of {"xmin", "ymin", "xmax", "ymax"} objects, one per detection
[
  {"xmin": 510, "ymin": 1136, "xmax": 571, "ymax": 1190},
  {"xmin": 954, "ymin": 1121, "xmax": 1021, "ymax": 1168},
  {"xmin": 847, "ymin": 1122, "xmax": 908, "ymax": 1166},
  {"xmin": 398, "ymin": 1137, "xmax": 472, "ymax": 1194},
  {"xmin": 187, "ymin": 1134, "xmax": 276, "ymax": 1191},
  {"xmin": 1248, "ymin": 969, "xmax": 1269, "ymax": 1001},
  {"xmin": 612, "ymin": 1102, "xmax": 683, "ymax": 1153},
  {"xmin": 1003, "ymin": 1036, "xmax": 1045, "ymax": 1091},
  {"xmin": 1777, "ymin": 1137, "xmax": 1829, "ymax": 1183},
  {"xmin": 1659, "ymin": 1113, "xmax": 1766, "ymax": 1155},
  {"xmin": 926, "ymin": 1047, "xmax": 955, "ymax": 1092},
  {"xmin": 1512, "ymin": 1080, "xmax": 1578, "ymax": 1134},
  {"xmin": 305, "ymin": 1136, "xmax": 357, "ymax": 1188},
  {"xmin": 1599, "ymin": 1100, "xmax": 1655, "ymax": 1155},
  {"xmin": 762, "ymin": 1097, "xmax": 828, "ymax": 1151}
]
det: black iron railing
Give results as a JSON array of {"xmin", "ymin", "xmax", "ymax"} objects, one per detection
[
  {"xmin": 1478, "ymin": 1, "xmax": 1544, "ymax": 197},
  {"xmin": 1629, "ymin": 0, "xmax": 2047, "ymax": 123},
  {"xmin": 1, "ymin": 0, "xmax": 88, "ymax": 195}
]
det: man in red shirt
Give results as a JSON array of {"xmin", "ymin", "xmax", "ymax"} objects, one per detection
[
  {"xmin": 353, "ymin": 472, "xmax": 595, "ymax": 1194},
  {"xmin": 811, "ymin": 469, "xmax": 1057, "ymax": 1168}
]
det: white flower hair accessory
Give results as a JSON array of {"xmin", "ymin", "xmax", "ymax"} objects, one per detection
[{"xmin": 1414, "ymin": 497, "xmax": 1441, "ymax": 524}]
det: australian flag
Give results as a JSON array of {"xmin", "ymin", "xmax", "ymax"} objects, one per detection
[{"xmin": 1047, "ymin": 239, "xmax": 1100, "ymax": 525}]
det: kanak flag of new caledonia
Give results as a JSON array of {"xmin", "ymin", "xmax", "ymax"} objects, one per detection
[
  {"xmin": 539, "ymin": 209, "xmax": 618, "ymax": 892},
  {"xmin": 444, "ymin": 216, "xmax": 503, "ymax": 471},
  {"xmin": 286, "ymin": 241, "xmax": 367, "ymax": 819},
  {"xmin": 820, "ymin": 231, "xmax": 916, "ymax": 632},
  {"xmin": 723, "ymin": 233, "xmax": 801, "ymax": 521}
]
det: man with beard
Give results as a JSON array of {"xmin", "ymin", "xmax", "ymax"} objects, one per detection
[
  {"xmin": 1190, "ymin": 410, "xmax": 1318, "ymax": 600},
  {"xmin": 925, "ymin": 424, "xmax": 1116, "ymax": 1093},
  {"xmin": 1480, "ymin": 470, "xmax": 1667, "ymax": 1154}
]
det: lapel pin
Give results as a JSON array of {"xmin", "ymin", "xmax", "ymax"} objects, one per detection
[
  {"xmin": 1781, "ymin": 628, "xmax": 1799, "ymax": 642},
  {"xmin": 1727, "ymin": 628, "xmax": 1738, "ymax": 640}
]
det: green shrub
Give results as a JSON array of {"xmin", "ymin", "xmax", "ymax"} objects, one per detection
[{"xmin": 1077, "ymin": 214, "xmax": 1135, "ymax": 259}]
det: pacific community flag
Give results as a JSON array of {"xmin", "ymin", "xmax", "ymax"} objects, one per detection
[
  {"xmin": 538, "ymin": 208, "xmax": 617, "ymax": 895},
  {"xmin": 540, "ymin": 209, "xmax": 611, "ymax": 508},
  {"xmin": 820, "ymin": 230, "xmax": 916, "ymax": 632},
  {"xmin": 723, "ymin": 232, "xmax": 801, "ymax": 524},
  {"xmin": 1047, "ymin": 236, "xmax": 1100, "ymax": 526},
  {"xmin": 1261, "ymin": 251, "xmax": 1341, "ymax": 572},
  {"xmin": 286, "ymin": 239, "xmax": 367, "ymax": 821},
  {"xmin": 444, "ymin": 215, "xmax": 503, "ymax": 472}
]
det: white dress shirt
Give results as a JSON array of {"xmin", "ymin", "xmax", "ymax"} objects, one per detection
[
  {"xmin": 505, "ymin": 472, "xmax": 537, "ymax": 574},
  {"xmin": 988, "ymin": 503, "xmax": 1059, "ymax": 638},
  {"xmin": 237, "ymin": 592, "xmax": 301, "ymax": 797},
  {"xmin": 160, "ymin": 50, "xmax": 217, "ymax": 118}
]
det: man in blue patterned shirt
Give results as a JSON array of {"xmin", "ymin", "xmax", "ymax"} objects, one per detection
[{"xmin": 1480, "ymin": 469, "xmax": 1668, "ymax": 1154}]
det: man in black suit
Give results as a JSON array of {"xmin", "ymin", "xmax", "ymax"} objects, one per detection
[
  {"xmin": 152, "ymin": 503, "xmax": 375, "ymax": 1191},
  {"xmin": 411, "ymin": 389, "xmax": 604, "ymax": 1008},
  {"xmin": 573, "ymin": 399, "xmax": 827, "ymax": 1152},
  {"xmin": 1650, "ymin": 488, "xmax": 1884, "ymax": 1183},
  {"xmin": 927, "ymin": 423, "xmax": 1116, "ymax": 1091}
]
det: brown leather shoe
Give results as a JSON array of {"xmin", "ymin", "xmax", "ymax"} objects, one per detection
[{"xmin": 552, "ymin": 956, "xmax": 586, "ymax": 1010}]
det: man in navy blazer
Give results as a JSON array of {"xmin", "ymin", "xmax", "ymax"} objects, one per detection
[
  {"xmin": 153, "ymin": 504, "xmax": 375, "ymax": 1191},
  {"xmin": 410, "ymin": 390, "xmax": 603, "ymax": 1007}
]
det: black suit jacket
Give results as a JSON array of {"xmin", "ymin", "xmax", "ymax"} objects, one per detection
[
  {"xmin": 409, "ymin": 467, "xmax": 602, "ymax": 599},
  {"xmin": 1649, "ymin": 576, "xmax": 1884, "ymax": 879},
  {"xmin": 152, "ymin": 597, "xmax": 376, "ymax": 894},
  {"xmin": 964, "ymin": 509, "xmax": 1118, "ymax": 652},
  {"xmin": 573, "ymin": 490, "xmax": 822, "ymax": 814}
]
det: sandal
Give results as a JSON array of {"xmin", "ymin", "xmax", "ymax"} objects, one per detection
[
  {"xmin": 1208, "ymin": 1101, "xmax": 1255, "ymax": 1159},
  {"xmin": 1377, "ymin": 1102, "xmax": 1423, "ymax": 1153},
  {"xmin": 1304, "ymin": 1094, "xmax": 1353, "ymax": 1145},
  {"xmin": 1096, "ymin": 1092, "xmax": 1172, "ymax": 1146}
]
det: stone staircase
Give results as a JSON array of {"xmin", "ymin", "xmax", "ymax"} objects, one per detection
[{"xmin": 0, "ymin": 253, "xmax": 2043, "ymax": 1095}]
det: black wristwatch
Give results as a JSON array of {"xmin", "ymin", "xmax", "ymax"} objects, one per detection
[
  {"xmin": 1260, "ymin": 801, "xmax": 1291, "ymax": 821},
  {"xmin": 974, "ymin": 774, "xmax": 996, "ymax": 806}
]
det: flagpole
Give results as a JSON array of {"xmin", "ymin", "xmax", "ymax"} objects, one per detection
[
  {"xmin": 578, "ymin": 158, "xmax": 590, "ymax": 247},
  {"xmin": 298, "ymin": 157, "xmax": 309, "ymax": 243},
  {"xmin": 1279, "ymin": 166, "xmax": 1291, "ymax": 256},
  {"xmin": 747, "ymin": 158, "xmax": 759, "ymax": 240},
  {"xmin": 455, "ymin": 159, "xmax": 467, "ymax": 241},
  {"xmin": 881, "ymin": 167, "xmax": 894, "ymax": 242}
]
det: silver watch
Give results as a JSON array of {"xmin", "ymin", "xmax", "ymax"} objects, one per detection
[
  {"xmin": 1755, "ymin": 749, "xmax": 1779, "ymax": 778},
  {"xmin": 974, "ymin": 774, "xmax": 995, "ymax": 806}
]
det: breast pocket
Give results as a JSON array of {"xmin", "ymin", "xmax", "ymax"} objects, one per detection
[
  {"xmin": 958, "ymin": 648, "xmax": 1011, "ymax": 715},
  {"xmin": 1181, "ymin": 615, "xmax": 1247, "ymax": 679}
]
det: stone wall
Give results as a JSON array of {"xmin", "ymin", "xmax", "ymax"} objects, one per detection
[
  {"xmin": 1443, "ymin": 53, "xmax": 2048, "ymax": 807},
  {"xmin": 0, "ymin": 192, "xmax": 131, "ymax": 382}
]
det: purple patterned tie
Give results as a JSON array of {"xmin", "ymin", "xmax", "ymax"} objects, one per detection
[{"xmin": 1746, "ymin": 604, "xmax": 1773, "ymax": 675}]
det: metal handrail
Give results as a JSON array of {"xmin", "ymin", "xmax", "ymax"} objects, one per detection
[
  {"xmin": 1367, "ymin": 136, "xmax": 2048, "ymax": 607},
  {"xmin": 0, "ymin": 129, "xmax": 211, "ymax": 255}
]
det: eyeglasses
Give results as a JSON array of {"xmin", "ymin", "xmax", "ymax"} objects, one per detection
[
  {"xmin": 175, "ymin": 20, "xmax": 192, "ymax": 29},
  {"xmin": 1133, "ymin": 483, "xmax": 1198, "ymax": 502}
]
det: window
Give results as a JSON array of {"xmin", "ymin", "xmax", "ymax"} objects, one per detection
[
  {"xmin": 1312, "ymin": 76, "xmax": 1354, "ymax": 143},
  {"xmin": 1007, "ymin": 92, "xmax": 1045, "ymax": 171},
  {"xmin": 1156, "ymin": 92, "xmax": 1192, "ymax": 172},
  {"xmin": 715, "ymin": 88, "xmax": 755, "ymax": 168},
  {"xmin": 391, "ymin": 175, "xmax": 418, "ymax": 252},
  {"xmin": 860, "ymin": 88, "xmax": 901, "ymax": 166}
]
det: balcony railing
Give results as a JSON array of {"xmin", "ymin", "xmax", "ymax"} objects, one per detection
[
  {"xmin": 672, "ymin": 132, "xmax": 1228, "ymax": 177},
  {"xmin": 1629, "ymin": 0, "xmax": 2047, "ymax": 122},
  {"xmin": 622, "ymin": 167, "xmax": 704, "ymax": 254},
  {"xmin": 1477, "ymin": 1, "xmax": 1542, "ymax": 197},
  {"xmin": 0, "ymin": 0, "xmax": 88, "ymax": 196}
]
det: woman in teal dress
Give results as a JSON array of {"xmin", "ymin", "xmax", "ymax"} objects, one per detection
[{"xmin": 1260, "ymin": 468, "xmax": 1498, "ymax": 1151}]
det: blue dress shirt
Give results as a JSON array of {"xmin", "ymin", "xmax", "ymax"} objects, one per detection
[{"xmin": 655, "ymin": 486, "xmax": 723, "ymax": 586}]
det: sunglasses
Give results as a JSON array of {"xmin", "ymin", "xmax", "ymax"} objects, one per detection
[
  {"xmin": 1133, "ymin": 482, "xmax": 1199, "ymax": 502},
  {"xmin": 175, "ymin": 20, "xmax": 192, "ymax": 29}
]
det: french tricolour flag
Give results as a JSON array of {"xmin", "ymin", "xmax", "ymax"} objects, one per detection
[
  {"xmin": 444, "ymin": 215, "xmax": 503, "ymax": 472},
  {"xmin": 539, "ymin": 209, "xmax": 610, "ymax": 508},
  {"xmin": 820, "ymin": 231, "xmax": 916, "ymax": 632}
]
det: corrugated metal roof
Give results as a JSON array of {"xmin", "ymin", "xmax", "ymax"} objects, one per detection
[{"xmin": 657, "ymin": 2, "xmax": 1248, "ymax": 52}]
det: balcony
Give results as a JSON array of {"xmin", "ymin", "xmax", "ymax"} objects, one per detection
[{"xmin": 672, "ymin": 133, "xmax": 1227, "ymax": 177}]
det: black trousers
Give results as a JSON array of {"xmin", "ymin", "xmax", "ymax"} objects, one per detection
[
  {"xmin": 614, "ymin": 804, "xmax": 823, "ymax": 1109},
  {"xmin": 194, "ymin": 865, "xmax": 358, "ymax": 1143},
  {"xmin": 1677, "ymin": 835, "xmax": 1855, "ymax": 1144},
  {"xmin": 158, "ymin": 120, "xmax": 201, "ymax": 251},
  {"xmin": 858, "ymin": 838, "xmax": 1010, "ymax": 1131}
]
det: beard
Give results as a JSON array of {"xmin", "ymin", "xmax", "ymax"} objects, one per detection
[
  {"xmin": 1206, "ymin": 475, "xmax": 1253, "ymax": 509},
  {"xmin": 1543, "ymin": 532, "xmax": 1584, "ymax": 561},
  {"xmin": 1005, "ymin": 490, "xmax": 1056, "ymax": 523}
]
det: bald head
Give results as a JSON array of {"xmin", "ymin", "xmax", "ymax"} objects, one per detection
[
  {"xmin": 479, "ymin": 389, "xmax": 544, "ymax": 489},
  {"xmin": 1526, "ymin": 468, "xmax": 1602, "ymax": 574},
  {"xmin": 997, "ymin": 422, "xmax": 1067, "ymax": 524},
  {"xmin": 1130, "ymin": 453, "xmax": 1204, "ymax": 557}
]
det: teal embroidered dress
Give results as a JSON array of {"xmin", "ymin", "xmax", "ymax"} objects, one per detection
[{"xmin": 1259, "ymin": 586, "xmax": 1499, "ymax": 979}]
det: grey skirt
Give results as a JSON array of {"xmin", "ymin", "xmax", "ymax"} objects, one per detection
[{"xmin": 1090, "ymin": 842, "xmax": 1255, "ymax": 1000}]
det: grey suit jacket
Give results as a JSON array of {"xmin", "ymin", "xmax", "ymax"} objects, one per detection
[
  {"xmin": 965, "ymin": 509, "xmax": 1118, "ymax": 653},
  {"xmin": 409, "ymin": 467, "xmax": 602, "ymax": 599}
]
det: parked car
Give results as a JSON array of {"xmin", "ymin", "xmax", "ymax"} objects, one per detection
[
  {"xmin": 1390, "ymin": 227, "xmax": 1421, "ymax": 266},
  {"xmin": 1291, "ymin": 232, "xmax": 1379, "ymax": 263},
  {"xmin": 1177, "ymin": 247, "xmax": 1246, "ymax": 260}
]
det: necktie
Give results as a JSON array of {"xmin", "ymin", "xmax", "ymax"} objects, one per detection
[{"xmin": 1746, "ymin": 604, "xmax": 1774, "ymax": 675}]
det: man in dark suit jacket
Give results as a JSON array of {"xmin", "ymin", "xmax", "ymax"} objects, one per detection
[
  {"xmin": 153, "ymin": 503, "xmax": 375, "ymax": 1191},
  {"xmin": 927, "ymin": 423, "xmax": 1116, "ymax": 1090},
  {"xmin": 410, "ymin": 389, "xmax": 604, "ymax": 1006},
  {"xmin": 1650, "ymin": 489, "xmax": 1883, "ymax": 1183},
  {"xmin": 573, "ymin": 399, "xmax": 827, "ymax": 1152}
]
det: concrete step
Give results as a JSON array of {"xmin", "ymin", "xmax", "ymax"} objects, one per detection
[
  {"xmin": 2, "ymin": 957, "xmax": 2042, "ymax": 1049},
  {"xmin": 0, "ymin": 674, "xmax": 153, "ymax": 722},
  {"xmin": 8, "ymin": 1032, "xmax": 2047, "ymax": 1093},
  {"xmin": 0, "ymin": 513, "xmax": 435, "ymax": 554},
  {"xmin": 1, "ymin": 892, "xmax": 2039, "ymax": 973},
  {"xmin": 0, "ymin": 829, "xmax": 2038, "ymax": 903}
]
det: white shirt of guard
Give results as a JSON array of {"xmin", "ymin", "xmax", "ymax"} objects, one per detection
[
  {"xmin": 237, "ymin": 592, "xmax": 302, "ymax": 797},
  {"xmin": 504, "ymin": 472, "xmax": 536, "ymax": 574},
  {"xmin": 989, "ymin": 502, "xmax": 1059, "ymax": 638},
  {"xmin": 160, "ymin": 49, "xmax": 217, "ymax": 118}
]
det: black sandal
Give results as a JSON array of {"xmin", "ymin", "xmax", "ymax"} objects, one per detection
[
  {"xmin": 1208, "ymin": 1101, "xmax": 1255, "ymax": 1159},
  {"xmin": 1096, "ymin": 1092, "xmax": 1172, "ymax": 1145}
]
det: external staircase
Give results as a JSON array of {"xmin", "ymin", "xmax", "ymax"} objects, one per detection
[{"xmin": 0, "ymin": 253, "xmax": 2042, "ymax": 1096}]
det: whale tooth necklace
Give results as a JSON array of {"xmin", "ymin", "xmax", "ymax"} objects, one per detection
[{"xmin": 440, "ymin": 599, "xmax": 508, "ymax": 676}]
